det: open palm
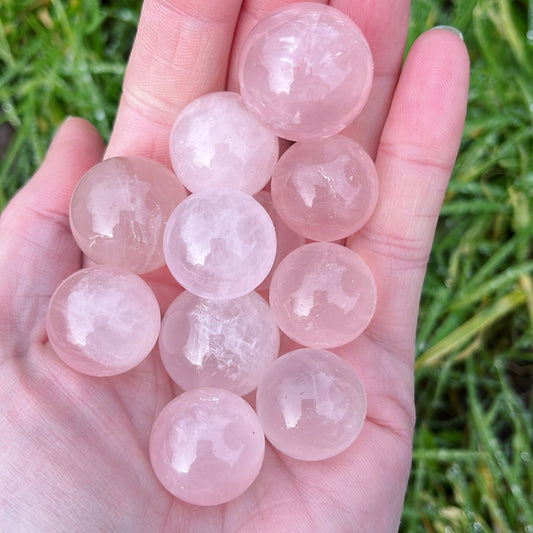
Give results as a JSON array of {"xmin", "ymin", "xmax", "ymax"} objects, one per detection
[{"xmin": 0, "ymin": 1, "xmax": 469, "ymax": 531}]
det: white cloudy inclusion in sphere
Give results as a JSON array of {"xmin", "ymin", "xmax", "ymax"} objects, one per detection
[
  {"xmin": 271, "ymin": 135, "xmax": 379, "ymax": 241},
  {"xmin": 159, "ymin": 290, "xmax": 280, "ymax": 395},
  {"xmin": 70, "ymin": 156, "xmax": 186, "ymax": 274},
  {"xmin": 256, "ymin": 348, "xmax": 366, "ymax": 461},
  {"xmin": 149, "ymin": 388, "xmax": 265, "ymax": 506},
  {"xmin": 169, "ymin": 91, "xmax": 279, "ymax": 194},
  {"xmin": 163, "ymin": 188, "xmax": 277, "ymax": 300},
  {"xmin": 46, "ymin": 266, "xmax": 161, "ymax": 376},
  {"xmin": 269, "ymin": 242, "xmax": 376, "ymax": 348},
  {"xmin": 238, "ymin": 3, "xmax": 373, "ymax": 141}
]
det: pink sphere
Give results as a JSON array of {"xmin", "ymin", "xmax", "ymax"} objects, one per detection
[
  {"xmin": 163, "ymin": 188, "xmax": 277, "ymax": 299},
  {"xmin": 46, "ymin": 266, "xmax": 161, "ymax": 376},
  {"xmin": 256, "ymin": 348, "xmax": 366, "ymax": 461},
  {"xmin": 269, "ymin": 242, "xmax": 376, "ymax": 348},
  {"xmin": 70, "ymin": 156, "xmax": 187, "ymax": 274},
  {"xmin": 254, "ymin": 190, "xmax": 306, "ymax": 291},
  {"xmin": 238, "ymin": 3, "xmax": 373, "ymax": 141},
  {"xmin": 271, "ymin": 136, "xmax": 379, "ymax": 241},
  {"xmin": 169, "ymin": 92, "xmax": 279, "ymax": 195},
  {"xmin": 149, "ymin": 388, "xmax": 265, "ymax": 505},
  {"xmin": 159, "ymin": 290, "xmax": 280, "ymax": 395}
]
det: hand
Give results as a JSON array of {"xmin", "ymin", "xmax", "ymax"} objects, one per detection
[{"xmin": 0, "ymin": 1, "xmax": 469, "ymax": 531}]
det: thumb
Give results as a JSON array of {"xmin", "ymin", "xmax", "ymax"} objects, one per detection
[
  {"xmin": 16, "ymin": 117, "xmax": 105, "ymax": 218},
  {"xmin": 0, "ymin": 117, "xmax": 104, "ymax": 358}
]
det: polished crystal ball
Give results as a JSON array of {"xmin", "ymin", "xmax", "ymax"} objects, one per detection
[
  {"xmin": 149, "ymin": 387, "xmax": 265, "ymax": 506},
  {"xmin": 271, "ymin": 135, "xmax": 379, "ymax": 241},
  {"xmin": 269, "ymin": 242, "xmax": 376, "ymax": 348},
  {"xmin": 254, "ymin": 190, "xmax": 305, "ymax": 291},
  {"xmin": 70, "ymin": 156, "xmax": 187, "ymax": 274},
  {"xmin": 256, "ymin": 348, "xmax": 366, "ymax": 461},
  {"xmin": 46, "ymin": 266, "xmax": 161, "ymax": 376},
  {"xmin": 163, "ymin": 187, "xmax": 277, "ymax": 299},
  {"xmin": 159, "ymin": 290, "xmax": 280, "ymax": 395},
  {"xmin": 238, "ymin": 2, "xmax": 373, "ymax": 141},
  {"xmin": 169, "ymin": 91, "xmax": 279, "ymax": 195}
]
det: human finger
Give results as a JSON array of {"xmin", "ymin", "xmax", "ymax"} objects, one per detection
[
  {"xmin": 227, "ymin": 0, "xmax": 410, "ymax": 159},
  {"xmin": 225, "ymin": 0, "xmax": 327, "ymax": 92},
  {"xmin": 0, "ymin": 118, "xmax": 104, "ymax": 360},
  {"xmin": 348, "ymin": 29, "xmax": 470, "ymax": 361},
  {"xmin": 106, "ymin": 0, "xmax": 244, "ymax": 164},
  {"xmin": 332, "ymin": 0, "xmax": 411, "ymax": 157}
]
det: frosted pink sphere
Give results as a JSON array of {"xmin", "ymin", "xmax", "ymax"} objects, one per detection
[
  {"xmin": 46, "ymin": 266, "xmax": 161, "ymax": 376},
  {"xmin": 271, "ymin": 136, "xmax": 378, "ymax": 241},
  {"xmin": 70, "ymin": 156, "xmax": 187, "ymax": 274},
  {"xmin": 163, "ymin": 188, "xmax": 276, "ymax": 299},
  {"xmin": 149, "ymin": 388, "xmax": 265, "ymax": 505},
  {"xmin": 269, "ymin": 242, "xmax": 376, "ymax": 348},
  {"xmin": 169, "ymin": 92, "xmax": 279, "ymax": 195},
  {"xmin": 238, "ymin": 3, "xmax": 373, "ymax": 141},
  {"xmin": 256, "ymin": 348, "xmax": 366, "ymax": 461},
  {"xmin": 159, "ymin": 290, "xmax": 280, "ymax": 395},
  {"xmin": 254, "ymin": 190, "xmax": 305, "ymax": 291}
]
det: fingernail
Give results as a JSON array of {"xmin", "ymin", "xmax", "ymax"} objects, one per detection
[{"xmin": 431, "ymin": 25, "xmax": 464, "ymax": 41}]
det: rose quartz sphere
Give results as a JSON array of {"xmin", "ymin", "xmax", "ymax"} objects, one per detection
[
  {"xmin": 149, "ymin": 388, "xmax": 265, "ymax": 505},
  {"xmin": 159, "ymin": 290, "xmax": 280, "ymax": 395},
  {"xmin": 238, "ymin": 3, "xmax": 373, "ymax": 141},
  {"xmin": 269, "ymin": 242, "xmax": 376, "ymax": 348},
  {"xmin": 169, "ymin": 91, "xmax": 279, "ymax": 195},
  {"xmin": 271, "ymin": 135, "xmax": 379, "ymax": 241},
  {"xmin": 163, "ymin": 188, "xmax": 277, "ymax": 299},
  {"xmin": 254, "ymin": 190, "xmax": 305, "ymax": 291},
  {"xmin": 70, "ymin": 156, "xmax": 187, "ymax": 274},
  {"xmin": 46, "ymin": 266, "xmax": 161, "ymax": 376},
  {"xmin": 256, "ymin": 348, "xmax": 366, "ymax": 461}
]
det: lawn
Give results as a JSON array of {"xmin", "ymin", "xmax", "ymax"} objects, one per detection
[{"xmin": 1, "ymin": 1, "xmax": 532, "ymax": 531}]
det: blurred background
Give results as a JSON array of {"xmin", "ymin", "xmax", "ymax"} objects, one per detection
[{"xmin": 1, "ymin": 1, "xmax": 532, "ymax": 530}]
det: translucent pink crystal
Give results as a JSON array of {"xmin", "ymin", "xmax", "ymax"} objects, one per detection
[
  {"xmin": 269, "ymin": 242, "xmax": 376, "ymax": 348},
  {"xmin": 256, "ymin": 348, "xmax": 366, "ymax": 461},
  {"xmin": 238, "ymin": 3, "xmax": 373, "ymax": 141},
  {"xmin": 169, "ymin": 92, "xmax": 279, "ymax": 195},
  {"xmin": 159, "ymin": 290, "xmax": 280, "ymax": 395},
  {"xmin": 70, "ymin": 156, "xmax": 187, "ymax": 274},
  {"xmin": 149, "ymin": 387, "xmax": 265, "ymax": 505},
  {"xmin": 271, "ymin": 135, "xmax": 379, "ymax": 241},
  {"xmin": 254, "ymin": 190, "xmax": 305, "ymax": 291},
  {"xmin": 163, "ymin": 187, "xmax": 277, "ymax": 299},
  {"xmin": 46, "ymin": 266, "xmax": 161, "ymax": 376}
]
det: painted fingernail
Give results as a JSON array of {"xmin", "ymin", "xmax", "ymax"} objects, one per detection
[{"xmin": 431, "ymin": 25, "xmax": 464, "ymax": 41}]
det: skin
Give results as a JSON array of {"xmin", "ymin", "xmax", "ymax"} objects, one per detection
[{"xmin": 0, "ymin": 1, "xmax": 469, "ymax": 531}]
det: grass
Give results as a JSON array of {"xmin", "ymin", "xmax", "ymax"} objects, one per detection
[
  {"xmin": 0, "ymin": 0, "xmax": 141, "ymax": 206},
  {"xmin": 405, "ymin": 1, "xmax": 533, "ymax": 531},
  {"xmin": 1, "ymin": 0, "xmax": 532, "ymax": 531}
]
